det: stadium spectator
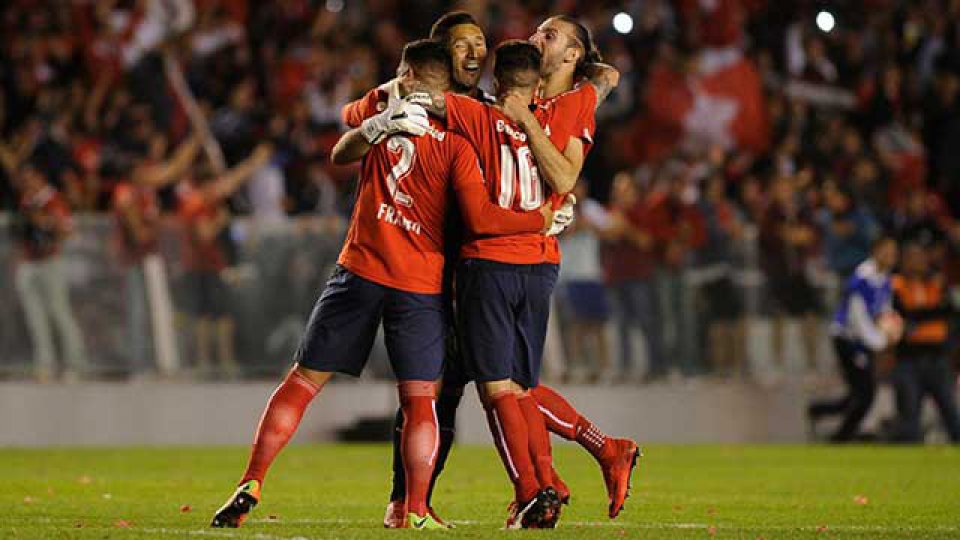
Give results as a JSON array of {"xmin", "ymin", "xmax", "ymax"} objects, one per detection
[
  {"xmin": 600, "ymin": 171, "xmax": 663, "ymax": 381},
  {"xmin": 759, "ymin": 174, "xmax": 821, "ymax": 373},
  {"xmin": 695, "ymin": 172, "xmax": 746, "ymax": 377},
  {"xmin": 2, "ymin": 0, "xmax": 960, "ymax": 392},
  {"xmin": 808, "ymin": 236, "xmax": 902, "ymax": 442},
  {"xmin": 178, "ymin": 143, "xmax": 272, "ymax": 377},
  {"xmin": 113, "ymin": 134, "xmax": 201, "ymax": 376},
  {"xmin": 890, "ymin": 241, "xmax": 960, "ymax": 443},
  {"xmin": 556, "ymin": 181, "xmax": 612, "ymax": 383},
  {"xmin": 817, "ymin": 180, "xmax": 879, "ymax": 280},
  {"xmin": 11, "ymin": 163, "xmax": 88, "ymax": 381},
  {"xmin": 647, "ymin": 163, "xmax": 707, "ymax": 377}
]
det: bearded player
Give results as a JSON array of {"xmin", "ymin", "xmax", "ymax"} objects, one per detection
[
  {"xmin": 510, "ymin": 16, "xmax": 641, "ymax": 521},
  {"xmin": 376, "ymin": 13, "xmax": 639, "ymax": 526},
  {"xmin": 210, "ymin": 39, "xmax": 562, "ymax": 530}
]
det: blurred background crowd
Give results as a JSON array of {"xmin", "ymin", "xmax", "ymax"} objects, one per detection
[{"xmin": 1, "ymin": 0, "xmax": 959, "ymax": 419}]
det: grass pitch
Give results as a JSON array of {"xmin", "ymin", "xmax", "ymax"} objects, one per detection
[{"xmin": 3, "ymin": 444, "xmax": 959, "ymax": 538}]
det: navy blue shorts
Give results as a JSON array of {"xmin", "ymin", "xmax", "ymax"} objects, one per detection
[
  {"xmin": 455, "ymin": 259, "xmax": 559, "ymax": 389},
  {"xmin": 294, "ymin": 266, "xmax": 444, "ymax": 381}
]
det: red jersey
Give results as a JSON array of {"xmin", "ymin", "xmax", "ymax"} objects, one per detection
[
  {"xmin": 17, "ymin": 186, "xmax": 71, "ymax": 261},
  {"xmin": 338, "ymin": 89, "xmax": 544, "ymax": 294},
  {"xmin": 444, "ymin": 82, "xmax": 597, "ymax": 265},
  {"xmin": 534, "ymin": 82, "xmax": 597, "ymax": 158},
  {"xmin": 113, "ymin": 182, "xmax": 160, "ymax": 265},
  {"xmin": 178, "ymin": 187, "xmax": 228, "ymax": 273}
]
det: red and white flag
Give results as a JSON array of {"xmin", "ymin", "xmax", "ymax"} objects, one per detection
[{"xmin": 633, "ymin": 50, "xmax": 770, "ymax": 161}]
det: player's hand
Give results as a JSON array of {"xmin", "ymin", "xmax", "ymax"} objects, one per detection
[
  {"xmin": 538, "ymin": 204, "xmax": 556, "ymax": 235},
  {"xmin": 360, "ymin": 99, "xmax": 429, "ymax": 144},
  {"xmin": 546, "ymin": 194, "xmax": 577, "ymax": 236},
  {"xmin": 879, "ymin": 311, "xmax": 904, "ymax": 345},
  {"xmin": 378, "ymin": 78, "xmax": 401, "ymax": 102},
  {"xmin": 251, "ymin": 142, "xmax": 274, "ymax": 163},
  {"xmin": 497, "ymin": 92, "xmax": 537, "ymax": 129}
]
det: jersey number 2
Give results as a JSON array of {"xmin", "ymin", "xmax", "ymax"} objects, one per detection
[
  {"xmin": 386, "ymin": 137, "xmax": 415, "ymax": 207},
  {"xmin": 498, "ymin": 145, "xmax": 543, "ymax": 210}
]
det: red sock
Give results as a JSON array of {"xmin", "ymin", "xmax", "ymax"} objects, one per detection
[
  {"xmin": 241, "ymin": 369, "xmax": 322, "ymax": 486},
  {"xmin": 484, "ymin": 390, "xmax": 539, "ymax": 502},
  {"xmin": 531, "ymin": 385, "xmax": 611, "ymax": 461},
  {"xmin": 399, "ymin": 381, "xmax": 438, "ymax": 517},
  {"xmin": 517, "ymin": 393, "xmax": 553, "ymax": 489}
]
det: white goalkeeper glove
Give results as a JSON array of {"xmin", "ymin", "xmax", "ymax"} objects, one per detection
[
  {"xmin": 360, "ymin": 96, "xmax": 430, "ymax": 145},
  {"xmin": 545, "ymin": 194, "xmax": 577, "ymax": 237}
]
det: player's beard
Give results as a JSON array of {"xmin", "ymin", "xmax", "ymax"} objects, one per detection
[{"xmin": 450, "ymin": 77, "xmax": 475, "ymax": 95}]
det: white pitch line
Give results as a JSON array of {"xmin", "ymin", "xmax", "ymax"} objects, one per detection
[
  {"xmin": 139, "ymin": 528, "xmax": 292, "ymax": 539},
  {"xmin": 243, "ymin": 518, "xmax": 959, "ymax": 534}
]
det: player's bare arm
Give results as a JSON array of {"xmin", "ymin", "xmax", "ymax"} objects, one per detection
[
  {"xmin": 584, "ymin": 62, "xmax": 620, "ymax": 108},
  {"xmin": 330, "ymin": 127, "xmax": 373, "ymax": 165},
  {"xmin": 203, "ymin": 143, "xmax": 273, "ymax": 202},
  {"xmin": 117, "ymin": 196, "xmax": 152, "ymax": 245},
  {"xmin": 498, "ymin": 92, "xmax": 584, "ymax": 194},
  {"xmin": 136, "ymin": 135, "xmax": 202, "ymax": 187}
]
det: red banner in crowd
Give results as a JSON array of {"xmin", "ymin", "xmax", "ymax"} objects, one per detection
[{"xmin": 632, "ymin": 52, "xmax": 770, "ymax": 163}]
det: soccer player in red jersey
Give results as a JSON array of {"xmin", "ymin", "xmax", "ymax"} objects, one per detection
[
  {"xmin": 508, "ymin": 15, "xmax": 641, "ymax": 521},
  {"xmin": 418, "ymin": 20, "xmax": 638, "ymax": 524},
  {"xmin": 416, "ymin": 40, "xmax": 575, "ymax": 528},
  {"xmin": 211, "ymin": 40, "xmax": 558, "ymax": 530},
  {"xmin": 373, "ymin": 13, "xmax": 637, "ymax": 527}
]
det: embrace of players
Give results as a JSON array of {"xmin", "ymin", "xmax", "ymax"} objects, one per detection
[{"xmin": 211, "ymin": 12, "xmax": 640, "ymax": 530}]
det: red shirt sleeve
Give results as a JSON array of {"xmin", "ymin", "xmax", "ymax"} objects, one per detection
[
  {"xmin": 48, "ymin": 193, "xmax": 72, "ymax": 232},
  {"xmin": 547, "ymin": 83, "xmax": 598, "ymax": 153},
  {"xmin": 341, "ymin": 88, "xmax": 387, "ymax": 128},
  {"xmin": 449, "ymin": 136, "xmax": 543, "ymax": 236},
  {"xmin": 444, "ymin": 93, "xmax": 489, "ymax": 147}
]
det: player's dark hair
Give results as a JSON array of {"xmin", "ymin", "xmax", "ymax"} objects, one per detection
[
  {"xmin": 553, "ymin": 15, "xmax": 602, "ymax": 80},
  {"xmin": 429, "ymin": 11, "xmax": 479, "ymax": 43},
  {"xmin": 401, "ymin": 39, "xmax": 452, "ymax": 79},
  {"xmin": 493, "ymin": 40, "xmax": 542, "ymax": 90}
]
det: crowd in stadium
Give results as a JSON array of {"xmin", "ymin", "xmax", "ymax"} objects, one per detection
[{"xmin": 1, "ymin": 0, "xmax": 959, "ymax": 391}]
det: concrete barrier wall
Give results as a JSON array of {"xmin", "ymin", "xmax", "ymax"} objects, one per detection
[{"xmin": 0, "ymin": 380, "xmax": 898, "ymax": 447}]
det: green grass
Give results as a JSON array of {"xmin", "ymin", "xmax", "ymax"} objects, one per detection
[{"xmin": 2, "ymin": 444, "xmax": 959, "ymax": 538}]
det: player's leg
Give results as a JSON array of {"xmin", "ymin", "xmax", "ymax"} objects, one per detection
[
  {"xmin": 923, "ymin": 356, "xmax": 960, "ymax": 442},
  {"xmin": 383, "ymin": 288, "xmax": 446, "ymax": 529},
  {"xmin": 211, "ymin": 266, "xmax": 384, "ymax": 528},
  {"xmin": 513, "ymin": 267, "xmax": 559, "ymax": 493},
  {"xmin": 531, "ymin": 384, "xmax": 640, "ymax": 517},
  {"xmin": 480, "ymin": 380, "xmax": 554, "ymax": 529},
  {"xmin": 384, "ymin": 407, "xmax": 406, "ymax": 526},
  {"xmin": 808, "ymin": 338, "xmax": 857, "ymax": 430},
  {"xmin": 385, "ymin": 345, "xmax": 465, "ymax": 528},
  {"xmin": 458, "ymin": 260, "xmax": 548, "ymax": 528},
  {"xmin": 830, "ymin": 349, "xmax": 876, "ymax": 442},
  {"xmin": 427, "ymin": 379, "xmax": 465, "ymax": 518},
  {"xmin": 891, "ymin": 359, "xmax": 923, "ymax": 442}
]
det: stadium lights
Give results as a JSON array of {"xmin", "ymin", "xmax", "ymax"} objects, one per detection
[
  {"xmin": 613, "ymin": 12, "xmax": 634, "ymax": 35},
  {"xmin": 816, "ymin": 10, "xmax": 835, "ymax": 33}
]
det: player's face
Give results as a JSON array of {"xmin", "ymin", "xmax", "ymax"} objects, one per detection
[
  {"xmin": 447, "ymin": 24, "xmax": 487, "ymax": 91},
  {"xmin": 875, "ymin": 240, "xmax": 899, "ymax": 271},
  {"xmin": 529, "ymin": 18, "xmax": 581, "ymax": 77}
]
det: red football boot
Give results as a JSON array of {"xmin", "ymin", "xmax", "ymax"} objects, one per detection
[{"xmin": 600, "ymin": 439, "xmax": 641, "ymax": 518}]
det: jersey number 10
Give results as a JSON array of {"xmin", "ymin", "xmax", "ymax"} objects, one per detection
[{"xmin": 499, "ymin": 145, "xmax": 543, "ymax": 211}]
